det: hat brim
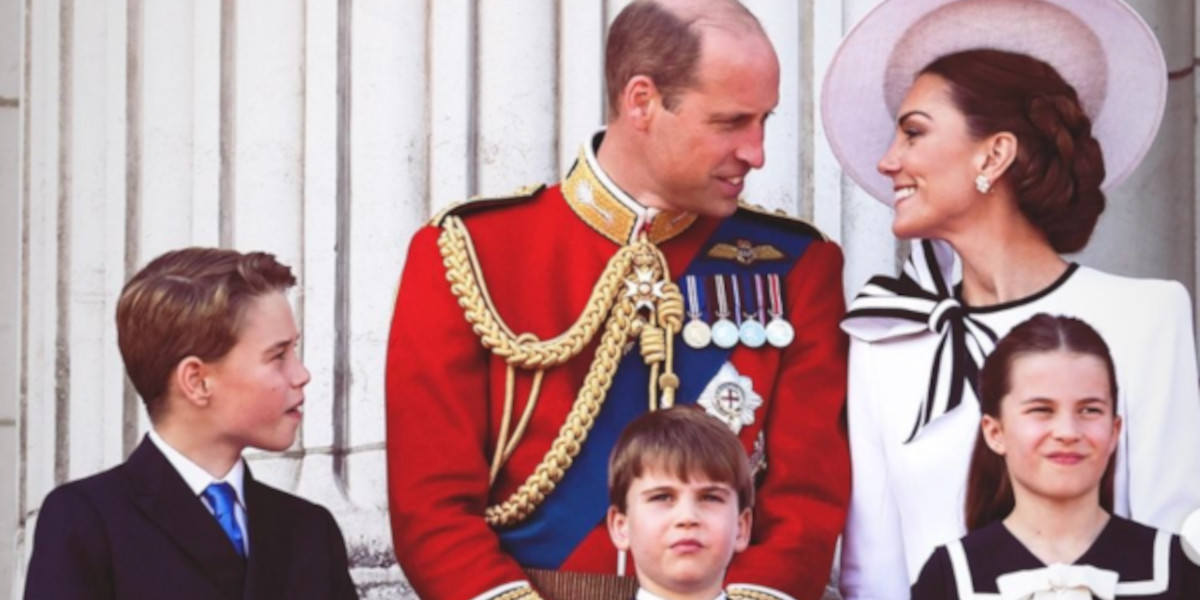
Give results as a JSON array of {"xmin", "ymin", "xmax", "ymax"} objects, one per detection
[{"xmin": 820, "ymin": 0, "xmax": 1166, "ymax": 205}]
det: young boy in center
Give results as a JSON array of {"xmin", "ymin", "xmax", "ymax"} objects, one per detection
[
  {"xmin": 607, "ymin": 406, "xmax": 754, "ymax": 600},
  {"xmin": 24, "ymin": 247, "xmax": 358, "ymax": 599}
]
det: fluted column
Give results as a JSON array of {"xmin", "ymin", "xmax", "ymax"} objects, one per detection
[
  {"xmin": 1079, "ymin": 1, "xmax": 1195, "ymax": 297},
  {"xmin": 0, "ymin": 0, "xmax": 20, "ymax": 594}
]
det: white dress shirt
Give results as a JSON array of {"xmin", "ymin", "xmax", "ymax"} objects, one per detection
[{"xmin": 148, "ymin": 429, "xmax": 250, "ymax": 553}]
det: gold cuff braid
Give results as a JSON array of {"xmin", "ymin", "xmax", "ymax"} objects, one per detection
[
  {"xmin": 727, "ymin": 588, "xmax": 786, "ymax": 600},
  {"xmin": 437, "ymin": 217, "xmax": 683, "ymax": 528},
  {"xmin": 492, "ymin": 585, "xmax": 542, "ymax": 600}
]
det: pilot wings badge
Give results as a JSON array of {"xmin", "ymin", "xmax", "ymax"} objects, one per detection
[{"xmin": 706, "ymin": 239, "xmax": 785, "ymax": 266}]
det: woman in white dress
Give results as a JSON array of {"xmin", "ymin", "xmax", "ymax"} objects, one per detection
[{"xmin": 820, "ymin": 0, "xmax": 1200, "ymax": 598}]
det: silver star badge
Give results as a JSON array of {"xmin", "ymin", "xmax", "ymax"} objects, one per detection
[{"xmin": 697, "ymin": 362, "xmax": 763, "ymax": 434}]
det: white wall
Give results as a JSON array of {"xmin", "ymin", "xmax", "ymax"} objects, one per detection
[{"xmin": 2, "ymin": 1, "xmax": 1195, "ymax": 598}]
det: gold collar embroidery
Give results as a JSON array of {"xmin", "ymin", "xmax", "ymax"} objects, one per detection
[{"xmin": 562, "ymin": 133, "xmax": 697, "ymax": 246}]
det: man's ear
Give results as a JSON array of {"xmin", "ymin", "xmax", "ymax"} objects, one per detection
[
  {"xmin": 174, "ymin": 356, "xmax": 212, "ymax": 408},
  {"xmin": 606, "ymin": 505, "xmax": 631, "ymax": 551},
  {"xmin": 734, "ymin": 507, "xmax": 752, "ymax": 552},
  {"xmin": 620, "ymin": 75, "xmax": 661, "ymax": 132}
]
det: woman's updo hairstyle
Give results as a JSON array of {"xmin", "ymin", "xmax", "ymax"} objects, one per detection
[{"xmin": 922, "ymin": 49, "xmax": 1106, "ymax": 254}]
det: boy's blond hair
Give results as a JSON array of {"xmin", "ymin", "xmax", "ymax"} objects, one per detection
[
  {"xmin": 116, "ymin": 247, "xmax": 296, "ymax": 419},
  {"xmin": 608, "ymin": 406, "xmax": 754, "ymax": 512}
]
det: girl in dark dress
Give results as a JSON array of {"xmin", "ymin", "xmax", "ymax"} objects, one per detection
[{"xmin": 912, "ymin": 314, "xmax": 1200, "ymax": 599}]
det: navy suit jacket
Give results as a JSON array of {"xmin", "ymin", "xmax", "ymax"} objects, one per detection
[{"xmin": 24, "ymin": 437, "xmax": 358, "ymax": 599}]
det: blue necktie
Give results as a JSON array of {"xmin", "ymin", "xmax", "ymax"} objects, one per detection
[{"xmin": 202, "ymin": 482, "xmax": 246, "ymax": 558}]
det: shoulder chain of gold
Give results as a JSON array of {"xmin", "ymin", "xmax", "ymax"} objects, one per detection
[{"xmin": 437, "ymin": 215, "xmax": 683, "ymax": 528}]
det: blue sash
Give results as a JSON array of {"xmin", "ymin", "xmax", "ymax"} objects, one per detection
[{"xmin": 499, "ymin": 211, "xmax": 815, "ymax": 568}]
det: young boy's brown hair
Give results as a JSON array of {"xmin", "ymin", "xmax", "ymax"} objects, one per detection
[
  {"xmin": 608, "ymin": 406, "xmax": 755, "ymax": 513},
  {"xmin": 116, "ymin": 247, "xmax": 297, "ymax": 420}
]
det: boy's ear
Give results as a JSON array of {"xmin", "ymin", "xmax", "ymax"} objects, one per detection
[
  {"xmin": 606, "ymin": 506, "xmax": 631, "ymax": 551},
  {"xmin": 174, "ymin": 356, "xmax": 213, "ymax": 408},
  {"xmin": 734, "ymin": 507, "xmax": 752, "ymax": 553}
]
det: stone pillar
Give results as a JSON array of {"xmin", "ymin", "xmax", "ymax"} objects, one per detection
[
  {"xmin": 0, "ymin": 0, "xmax": 21, "ymax": 595},
  {"xmin": 1078, "ymin": 1, "xmax": 1196, "ymax": 295}
]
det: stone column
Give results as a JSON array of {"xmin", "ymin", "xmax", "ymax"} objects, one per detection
[
  {"xmin": 1079, "ymin": 0, "xmax": 1196, "ymax": 296},
  {"xmin": 0, "ymin": 0, "xmax": 21, "ymax": 595}
]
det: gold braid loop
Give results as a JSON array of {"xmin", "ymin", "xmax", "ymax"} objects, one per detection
[
  {"xmin": 639, "ymin": 324, "xmax": 666, "ymax": 364},
  {"xmin": 656, "ymin": 280, "xmax": 683, "ymax": 408},
  {"xmin": 656, "ymin": 281, "xmax": 685, "ymax": 332},
  {"xmin": 484, "ymin": 295, "xmax": 637, "ymax": 526},
  {"xmin": 438, "ymin": 215, "xmax": 637, "ymax": 370},
  {"xmin": 439, "ymin": 219, "xmax": 678, "ymax": 527}
]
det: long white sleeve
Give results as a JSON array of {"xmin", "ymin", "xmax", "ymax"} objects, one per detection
[
  {"xmin": 1123, "ymin": 281, "xmax": 1200, "ymax": 537},
  {"xmin": 840, "ymin": 339, "xmax": 910, "ymax": 600}
]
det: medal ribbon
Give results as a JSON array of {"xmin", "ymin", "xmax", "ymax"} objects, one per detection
[
  {"xmin": 753, "ymin": 274, "xmax": 766, "ymax": 322},
  {"xmin": 714, "ymin": 274, "xmax": 731, "ymax": 319},
  {"xmin": 685, "ymin": 275, "xmax": 703, "ymax": 320},
  {"xmin": 730, "ymin": 275, "xmax": 743, "ymax": 325},
  {"xmin": 768, "ymin": 273, "xmax": 784, "ymax": 318}
]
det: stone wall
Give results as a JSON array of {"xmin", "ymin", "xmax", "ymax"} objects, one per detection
[{"xmin": 2, "ymin": 1, "xmax": 1196, "ymax": 598}]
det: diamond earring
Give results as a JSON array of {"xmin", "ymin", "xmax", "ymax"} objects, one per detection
[{"xmin": 975, "ymin": 173, "xmax": 992, "ymax": 194}]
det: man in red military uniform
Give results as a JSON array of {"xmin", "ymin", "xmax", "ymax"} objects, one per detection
[{"xmin": 386, "ymin": 1, "xmax": 849, "ymax": 599}]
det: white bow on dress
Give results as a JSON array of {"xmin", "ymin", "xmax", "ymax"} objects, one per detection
[{"xmin": 995, "ymin": 563, "xmax": 1119, "ymax": 600}]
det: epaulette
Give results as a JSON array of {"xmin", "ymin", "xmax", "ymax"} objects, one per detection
[
  {"xmin": 430, "ymin": 184, "xmax": 546, "ymax": 226},
  {"xmin": 736, "ymin": 201, "xmax": 830, "ymax": 242}
]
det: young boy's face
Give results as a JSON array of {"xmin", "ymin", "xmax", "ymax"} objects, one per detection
[
  {"xmin": 205, "ymin": 291, "xmax": 309, "ymax": 452},
  {"xmin": 607, "ymin": 466, "xmax": 751, "ymax": 599}
]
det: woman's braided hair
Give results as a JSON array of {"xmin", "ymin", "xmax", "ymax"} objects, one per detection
[{"xmin": 923, "ymin": 49, "xmax": 1106, "ymax": 253}]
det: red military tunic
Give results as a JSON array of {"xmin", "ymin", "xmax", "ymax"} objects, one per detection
[{"xmin": 386, "ymin": 137, "xmax": 850, "ymax": 600}]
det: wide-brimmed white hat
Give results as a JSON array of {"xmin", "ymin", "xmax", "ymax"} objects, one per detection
[{"xmin": 821, "ymin": 0, "xmax": 1166, "ymax": 205}]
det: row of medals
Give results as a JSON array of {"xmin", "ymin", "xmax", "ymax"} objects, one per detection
[{"xmin": 679, "ymin": 273, "xmax": 795, "ymax": 350}]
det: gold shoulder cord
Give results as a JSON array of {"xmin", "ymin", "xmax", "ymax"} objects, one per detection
[{"xmin": 437, "ymin": 215, "xmax": 684, "ymax": 528}]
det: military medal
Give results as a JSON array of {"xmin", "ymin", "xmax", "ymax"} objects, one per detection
[
  {"xmin": 681, "ymin": 275, "xmax": 711, "ymax": 349},
  {"xmin": 765, "ymin": 273, "xmax": 795, "ymax": 348},
  {"xmin": 737, "ymin": 275, "xmax": 766, "ymax": 348},
  {"xmin": 711, "ymin": 274, "xmax": 739, "ymax": 349}
]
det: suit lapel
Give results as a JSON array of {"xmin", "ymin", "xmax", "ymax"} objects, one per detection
[
  {"xmin": 125, "ymin": 437, "xmax": 247, "ymax": 599},
  {"xmin": 243, "ymin": 470, "xmax": 292, "ymax": 599}
]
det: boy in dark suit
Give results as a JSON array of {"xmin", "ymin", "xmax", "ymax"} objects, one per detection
[
  {"xmin": 24, "ymin": 247, "xmax": 358, "ymax": 600},
  {"xmin": 606, "ymin": 407, "xmax": 754, "ymax": 600}
]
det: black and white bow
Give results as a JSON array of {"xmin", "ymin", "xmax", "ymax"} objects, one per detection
[{"xmin": 842, "ymin": 239, "xmax": 998, "ymax": 443}]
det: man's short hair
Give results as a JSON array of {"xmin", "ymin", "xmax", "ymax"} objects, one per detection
[
  {"xmin": 116, "ymin": 247, "xmax": 296, "ymax": 418},
  {"xmin": 608, "ymin": 406, "xmax": 754, "ymax": 512},
  {"xmin": 604, "ymin": 0, "xmax": 761, "ymax": 117}
]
